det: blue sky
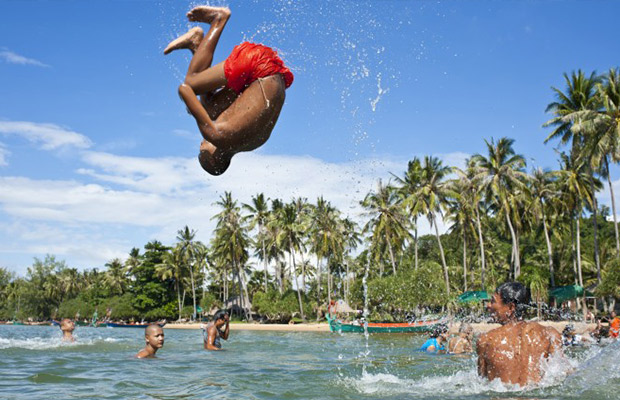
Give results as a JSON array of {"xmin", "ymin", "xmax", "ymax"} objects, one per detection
[{"xmin": 1, "ymin": 0, "xmax": 619, "ymax": 274}]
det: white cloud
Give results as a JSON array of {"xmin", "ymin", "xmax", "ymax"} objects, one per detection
[
  {"xmin": 0, "ymin": 49, "xmax": 49, "ymax": 67},
  {"xmin": 0, "ymin": 127, "xmax": 473, "ymax": 273},
  {"xmin": 0, "ymin": 121, "xmax": 92, "ymax": 150},
  {"xmin": 0, "ymin": 142, "xmax": 9, "ymax": 166}
]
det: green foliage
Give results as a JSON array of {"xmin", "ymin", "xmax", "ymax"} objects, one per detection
[
  {"xmin": 253, "ymin": 289, "xmax": 314, "ymax": 322},
  {"xmin": 596, "ymin": 258, "xmax": 620, "ymax": 298}
]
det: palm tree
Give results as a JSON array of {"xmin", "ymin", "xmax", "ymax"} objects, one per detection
[
  {"xmin": 585, "ymin": 68, "xmax": 620, "ymax": 257},
  {"xmin": 445, "ymin": 178, "xmax": 476, "ymax": 292},
  {"xmin": 212, "ymin": 192, "xmax": 252, "ymax": 320},
  {"xmin": 417, "ymin": 156, "xmax": 453, "ymax": 294},
  {"xmin": 273, "ymin": 202, "xmax": 306, "ymax": 319},
  {"xmin": 155, "ymin": 247, "xmax": 185, "ymax": 320},
  {"xmin": 454, "ymin": 161, "xmax": 487, "ymax": 289},
  {"xmin": 530, "ymin": 168, "xmax": 560, "ymax": 287},
  {"xmin": 103, "ymin": 259, "xmax": 127, "ymax": 296},
  {"xmin": 544, "ymin": 70, "xmax": 603, "ymax": 283},
  {"xmin": 393, "ymin": 157, "xmax": 424, "ymax": 270},
  {"xmin": 472, "ymin": 137, "xmax": 527, "ymax": 279},
  {"xmin": 243, "ymin": 193, "xmax": 271, "ymax": 292},
  {"xmin": 176, "ymin": 226, "xmax": 202, "ymax": 321},
  {"xmin": 361, "ymin": 180, "xmax": 410, "ymax": 275}
]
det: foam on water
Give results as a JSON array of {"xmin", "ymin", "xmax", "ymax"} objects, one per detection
[
  {"xmin": 0, "ymin": 335, "xmax": 122, "ymax": 350},
  {"xmin": 341, "ymin": 341, "xmax": 619, "ymax": 399}
]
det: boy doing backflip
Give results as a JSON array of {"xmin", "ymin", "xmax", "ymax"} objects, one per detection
[{"xmin": 165, "ymin": 6, "xmax": 294, "ymax": 175}]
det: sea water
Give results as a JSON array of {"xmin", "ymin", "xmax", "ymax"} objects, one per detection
[{"xmin": 1, "ymin": 325, "xmax": 619, "ymax": 399}]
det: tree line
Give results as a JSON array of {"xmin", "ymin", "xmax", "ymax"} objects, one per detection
[{"xmin": 1, "ymin": 68, "xmax": 620, "ymax": 322}]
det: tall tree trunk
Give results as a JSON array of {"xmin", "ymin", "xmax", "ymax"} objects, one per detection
[
  {"xmin": 540, "ymin": 205, "xmax": 555, "ymax": 287},
  {"xmin": 606, "ymin": 158, "xmax": 620, "ymax": 257},
  {"xmin": 432, "ymin": 213, "xmax": 450, "ymax": 295},
  {"xmin": 570, "ymin": 217, "xmax": 581, "ymax": 311},
  {"xmin": 300, "ymin": 251, "xmax": 307, "ymax": 291},
  {"xmin": 290, "ymin": 250, "xmax": 305, "ymax": 320},
  {"xmin": 327, "ymin": 256, "xmax": 332, "ymax": 306},
  {"xmin": 589, "ymin": 176, "xmax": 602, "ymax": 284},
  {"xmin": 176, "ymin": 280, "xmax": 182, "ymax": 321},
  {"xmin": 345, "ymin": 260, "xmax": 349, "ymax": 304},
  {"xmin": 386, "ymin": 231, "xmax": 397, "ymax": 274},
  {"xmin": 261, "ymin": 225, "xmax": 268, "ymax": 292},
  {"xmin": 414, "ymin": 226, "xmax": 419, "ymax": 270},
  {"xmin": 576, "ymin": 215, "xmax": 584, "ymax": 287},
  {"xmin": 238, "ymin": 263, "xmax": 252, "ymax": 321},
  {"xmin": 463, "ymin": 229, "xmax": 467, "ymax": 292},
  {"xmin": 316, "ymin": 256, "xmax": 322, "ymax": 304},
  {"xmin": 505, "ymin": 212, "xmax": 520, "ymax": 278},
  {"xmin": 475, "ymin": 207, "xmax": 486, "ymax": 290},
  {"xmin": 189, "ymin": 264, "xmax": 197, "ymax": 321}
]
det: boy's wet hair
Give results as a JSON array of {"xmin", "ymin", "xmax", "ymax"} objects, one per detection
[
  {"xmin": 213, "ymin": 310, "xmax": 229, "ymax": 322},
  {"xmin": 496, "ymin": 282, "xmax": 530, "ymax": 318},
  {"xmin": 430, "ymin": 323, "xmax": 448, "ymax": 338}
]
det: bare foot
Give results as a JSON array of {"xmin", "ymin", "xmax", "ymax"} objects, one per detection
[
  {"xmin": 198, "ymin": 140, "xmax": 231, "ymax": 176},
  {"xmin": 164, "ymin": 27, "xmax": 204, "ymax": 55},
  {"xmin": 186, "ymin": 6, "xmax": 230, "ymax": 24}
]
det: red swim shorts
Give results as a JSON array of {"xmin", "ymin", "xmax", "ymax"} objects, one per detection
[{"xmin": 224, "ymin": 42, "xmax": 294, "ymax": 94}]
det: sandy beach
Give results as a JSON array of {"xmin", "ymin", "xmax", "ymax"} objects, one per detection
[{"xmin": 164, "ymin": 321, "xmax": 596, "ymax": 334}]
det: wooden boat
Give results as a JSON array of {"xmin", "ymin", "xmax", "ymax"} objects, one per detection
[
  {"xmin": 100, "ymin": 322, "xmax": 166, "ymax": 328},
  {"xmin": 328, "ymin": 316, "xmax": 440, "ymax": 333}
]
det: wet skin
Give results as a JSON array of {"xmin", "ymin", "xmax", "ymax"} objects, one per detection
[
  {"xmin": 60, "ymin": 319, "xmax": 75, "ymax": 343},
  {"xmin": 204, "ymin": 314, "xmax": 230, "ymax": 351},
  {"xmin": 170, "ymin": 6, "xmax": 288, "ymax": 175},
  {"xmin": 136, "ymin": 325, "xmax": 165, "ymax": 359},
  {"xmin": 477, "ymin": 293, "xmax": 562, "ymax": 386}
]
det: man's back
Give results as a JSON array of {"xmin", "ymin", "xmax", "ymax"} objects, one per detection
[{"xmin": 477, "ymin": 321, "xmax": 561, "ymax": 386}]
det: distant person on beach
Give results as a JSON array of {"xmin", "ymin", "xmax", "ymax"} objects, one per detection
[
  {"xmin": 609, "ymin": 311, "xmax": 619, "ymax": 339},
  {"xmin": 136, "ymin": 324, "xmax": 165, "ymax": 358},
  {"xmin": 60, "ymin": 318, "xmax": 75, "ymax": 342},
  {"xmin": 561, "ymin": 324, "xmax": 592, "ymax": 346},
  {"xmin": 420, "ymin": 324, "xmax": 448, "ymax": 353},
  {"xmin": 164, "ymin": 5, "xmax": 294, "ymax": 176},
  {"xmin": 477, "ymin": 282, "xmax": 562, "ymax": 386},
  {"xmin": 590, "ymin": 319, "xmax": 609, "ymax": 342},
  {"xmin": 448, "ymin": 323, "xmax": 473, "ymax": 354},
  {"xmin": 202, "ymin": 310, "xmax": 230, "ymax": 351}
]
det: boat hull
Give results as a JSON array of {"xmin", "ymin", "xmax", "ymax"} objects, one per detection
[{"xmin": 328, "ymin": 318, "xmax": 439, "ymax": 333}]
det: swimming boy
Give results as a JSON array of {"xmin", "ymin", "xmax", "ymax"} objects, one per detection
[
  {"xmin": 202, "ymin": 310, "xmax": 230, "ymax": 351},
  {"xmin": 448, "ymin": 323, "xmax": 473, "ymax": 354},
  {"xmin": 165, "ymin": 6, "xmax": 294, "ymax": 176},
  {"xmin": 477, "ymin": 282, "xmax": 562, "ymax": 386},
  {"xmin": 136, "ymin": 324, "xmax": 165, "ymax": 358},
  {"xmin": 60, "ymin": 318, "xmax": 75, "ymax": 342},
  {"xmin": 420, "ymin": 324, "xmax": 448, "ymax": 353}
]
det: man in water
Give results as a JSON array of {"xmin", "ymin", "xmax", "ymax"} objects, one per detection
[
  {"xmin": 202, "ymin": 310, "xmax": 230, "ymax": 351},
  {"xmin": 60, "ymin": 318, "xmax": 75, "ymax": 342},
  {"xmin": 448, "ymin": 323, "xmax": 473, "ymax": 354},
  {"xmin": 477, "ymin": 282, "xmax": 562, "ymax": 386},
  {"xmin": 136, "ymin": 324, "xmax": 165, "ymax": 358},
  {"xmin": 164, "ymin": 6, "xmax": 294, "ymax": 176},
  {"xmin": 420, "ymin": 324, "xmax": 448, "ymax": 353},
  {"xmin": 609, "ymin": 311, "xmax": 619, "ymax": 339}
]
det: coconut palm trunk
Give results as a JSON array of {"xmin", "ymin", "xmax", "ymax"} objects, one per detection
[
  {"xmin": 588, "ymin": 177, "xmax": 602, "ymax": 284},
  {"xmin": 505, "ymin": 211, "xmax": 520, "ymax": 278},
  {"xmin": 261, "ymin": 232, "xmax": 268, "ymax": 292},
  {"xmin": 290, "ymin": 250, "xmax": 305, "ymax": 320},
  {"xmin": 462, "ymin": 229, "xmax": 467, "ymax": 292},
  {"xmin": 414, "ymin": 226, "xmax": 419, "ymax": 270},
  {"xmin": 475, "ymin": 207, "xmax": 486, "ymax": 290},
  {"xmin": 386, "ymin": 231, "xmax": 397, "ymax": 275},
  {"xmin": 175, "ymin": 280, "xmax": 182, "ymax": 321},
  {"xmin": 540, "ymin": 205, "xmax": 555, "ymax": 287},
  {"xmin": 432, "ymin": 213, "xmax": 450, "ymax": 295}
]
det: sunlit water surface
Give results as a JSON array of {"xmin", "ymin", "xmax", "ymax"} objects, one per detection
[{"xmin": 1, "ymin": 325, "xmax": 618, "ymax": 399}]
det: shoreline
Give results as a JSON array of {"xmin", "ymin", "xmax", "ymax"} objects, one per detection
[{"xmin": 164, "ymin": 321, "xmax": 596, "ymax": 334}]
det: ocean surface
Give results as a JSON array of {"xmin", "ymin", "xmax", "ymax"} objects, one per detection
[{"xmin": 0, "ymin": 324, "xmax": 618, "ymax": 399}]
